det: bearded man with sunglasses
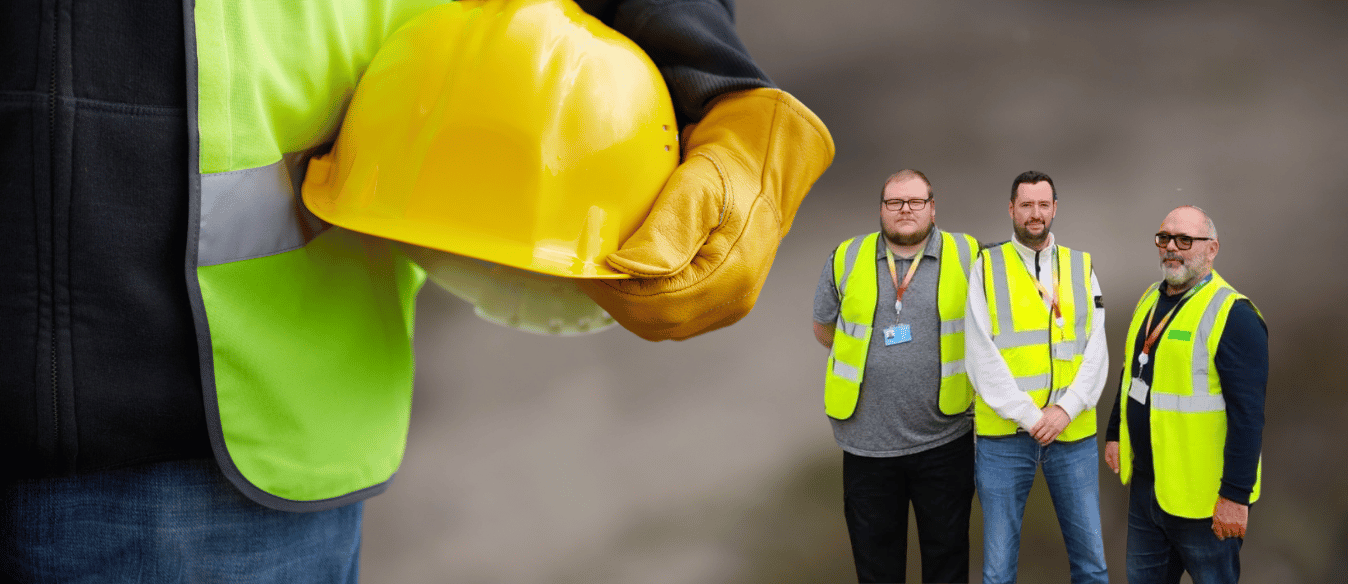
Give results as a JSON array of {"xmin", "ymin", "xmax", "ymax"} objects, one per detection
[
  {"xmin": 813, "ymin": 169, "xmax": 980, "ymax": 583},
  {"xmin": 1104, "ymin": 206, "xmax": 1268, "ymax": 584}
]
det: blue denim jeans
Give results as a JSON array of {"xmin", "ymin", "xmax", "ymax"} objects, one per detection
[
  {"xmin": 1126, "ymin": 473, "xmax": 1241, "ymax": 584},
  {"xmin": 975, "ymin": 433, "xmax": 1108, "ymax": 584},
  {"xmin": 2, "ymin": 459, "xmax": 363, "ymax": 583}
]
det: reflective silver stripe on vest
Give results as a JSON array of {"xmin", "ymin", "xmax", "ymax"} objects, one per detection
[
  {"xmin": 942, "ymin": 360, "xmax": 966, "ymax": 378},
  {"xmin": 198, "ymin": 154, "xmax": 325, "ymax": 267},
  {"xmin": 951, "ymin": 233, "xmax": 973, "ymax": 276},
  {"xmin": 1190, "ymin": 286, "xmax": 1236, "ymax": 400},
  {"xmin": 941, "ymin": 318, "xmax": 964, "ymax": 335},
  {"xmin": 832, "ymin": 358, "xmax": 860, "ymax": 383},
  {"xmin": 837, "ymin": 236, "xmax": 867, "ymax": 297},
  {"xmin": 994, "ymin": 329, "xmax": 1047, "ymax": 350},
  {"xmin": 836, "ymin": 315, "xmax": 867, "ymax": 340},
  {"xmin": 1015, "ymin": 373, "xmax": 1051, "ymax": 393},
  {"xmin": 1152, "ymin": 392, "xmax": 1226, "ymax": 413},
  {"xmin": 1071, "ymin": 250, "xmax": 1089, "ymax": 353},
  {"xmin": 988, "ymin": 247, "xmax": 1015, "ymax": 338}
]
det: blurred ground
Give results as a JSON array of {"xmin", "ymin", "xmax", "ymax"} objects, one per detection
[{"xmin": 362, "ymin": 2, "xmax": 1348, "ymax": 582}]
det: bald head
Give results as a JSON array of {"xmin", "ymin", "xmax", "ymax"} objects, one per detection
[
  {"xmin": 1162, "ymin": 205, "xmax": 1217, "ymax": 240},
  {"xmin": 1157, "ymin": 205, "xmax": 1220, "ymax": 293}
]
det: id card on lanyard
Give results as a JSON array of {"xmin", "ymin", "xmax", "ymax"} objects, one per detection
[
  {"xmin": 881, "ymin": 245, "xmax": 922, "ymax": 346},
  {"xmin": 1128, "ymin": 277, "xmax": 1208, "ymax": 403}
]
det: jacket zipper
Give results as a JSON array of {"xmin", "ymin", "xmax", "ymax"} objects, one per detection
[{"xmin": 48, "ymin": 0, "xmax": 61, "ymax": 451}]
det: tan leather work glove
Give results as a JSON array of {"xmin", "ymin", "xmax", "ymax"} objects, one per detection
[{"xmin": 577, "ymin": 87, "xmax": 834, "ymax": 341}]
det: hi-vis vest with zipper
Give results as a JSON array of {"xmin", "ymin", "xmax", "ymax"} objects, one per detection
[
  {"xmin": 975, "ymin": 242, "xmax": 1096, "ymax": 440},
  {"xmin": 824, "ymin": 230, "xmax": 978, "ymax": 420},
  {"xmin": 186, "ymin": 0, "xmax": 464, "ymax": 512},
  {"xmin": 1117, "ymin": 271, "xmax": 1264, "ymax": 519}
]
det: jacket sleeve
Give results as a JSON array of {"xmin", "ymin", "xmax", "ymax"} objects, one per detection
[
  {"xmin": 575, "ymin": 0, "xmax": 774, "ymax": 125},
  {"xmin": 1214, "ymin": 300, "xmax": 1268, "ymax": 505}
]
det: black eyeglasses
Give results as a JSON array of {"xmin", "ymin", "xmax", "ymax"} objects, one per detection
[
  {"xmin": 1154, "ymin": 232, "xmax": 1212, "ymax": 250},
  {"xmin": 883, "ymin": 197, "xmax": 931, "ymax": 211}
]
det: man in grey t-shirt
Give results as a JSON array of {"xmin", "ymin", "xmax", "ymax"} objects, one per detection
[{"xmin": 813, "ymin": 169, "xmax": 979, "ymax": 583}]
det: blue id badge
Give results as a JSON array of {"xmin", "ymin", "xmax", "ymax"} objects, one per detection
[{"xmin": 882, "ymin": 324, "xmax": 912, "ymax": 346}]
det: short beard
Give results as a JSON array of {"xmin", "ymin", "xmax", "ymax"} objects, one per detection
[
  {"xmin": 1013, "ymin": 220, "xmax": 1051, "ymax": 249},
  {"xmin": 883, "ymin": 220, "xmax": 934, "ymax": 248},
  {"xmin": 1160, "ymin": 253, "xmax": 1203, "ymax": 290}
]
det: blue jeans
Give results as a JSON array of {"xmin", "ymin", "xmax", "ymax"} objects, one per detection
[
  {"xmin": 2, "ymin": 459, "xmax": 363, "ymax": 583},
  {"xmin": 1126, "ymin": 473, "xmax": 1241, "ymax": 584},
  {"xmin": 975, "ymin": 433, "xmax": 1108, "ymax": 584}
]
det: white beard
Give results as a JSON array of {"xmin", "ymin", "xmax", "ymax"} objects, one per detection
[{"xmin": 1160, "ymin": 256, "xmax": 1202, "ymax": 289}]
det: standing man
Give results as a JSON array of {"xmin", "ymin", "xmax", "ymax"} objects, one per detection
[
  {"xmin": 813, "ymin": 169, "xmax": 980, "ymax": 583},
  {"xmin": 965, "ymin": 171, "xmax": 1109, "ymax": 583},
  {"xmin": 1104, "ymin": 206, "xmax": 1267, "ymax": 584}
]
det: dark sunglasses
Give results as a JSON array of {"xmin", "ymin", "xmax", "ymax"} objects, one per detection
[{"xmin": 1154, "ymin": 232, "xmax": 1212, "ymax": 250}]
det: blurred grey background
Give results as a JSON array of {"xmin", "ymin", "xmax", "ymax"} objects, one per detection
[{"xmin": 362, "ymin": 1, "xmax": 1348, "ymax": 582}]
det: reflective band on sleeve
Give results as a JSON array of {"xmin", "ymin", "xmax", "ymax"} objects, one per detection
[
  {"xmin": 1152, "ymin": 392, "xmax": 1226, "ymax": 413},
  {"xmin": 836, "ymin": 315, "xmax": 867, "ymax": 340},
  {"xmin": 1190, "ymin": 287, "xmax": 1235, "ymax": 395},
  {"xmin": 1015, "ymin": 373, "xmax": 1051, "ymax": 393},
  {"xmin": 832, "ymin": 359, "xmax": 860, "ymax": 383},
  {"xmin": 199, "ymin": 155, "xmax": 324, "ymax": 267},
  {"xmin": 941, "ymin": 360, "xmax": 966, "ymax": 378},
  {"xmin": 940, "ymin": 318, "xmax": 964, "ymax": 334},
  {"xmin": 838, "ymin": 236, "xmax": 867, "ymax": 297}
]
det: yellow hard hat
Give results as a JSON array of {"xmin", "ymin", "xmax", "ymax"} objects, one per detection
[{"xmin": 302, "ymin": 0, "xmax": 680, "ymax": 278}]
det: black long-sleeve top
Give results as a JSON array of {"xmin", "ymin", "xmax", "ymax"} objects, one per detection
[{"xmin": 1105, "ymin": 282, "xmax": 1268, "ymax": 505}]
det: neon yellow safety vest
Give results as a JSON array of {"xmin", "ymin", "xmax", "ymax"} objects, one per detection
[
  {"xmin": 975, "ymin": 242, "xmax": 1096, "ymax": 440},
  {"xmin": 190, "ymin": 0, "xmax": 454, "ymax": 511},
  {"xmin": 824, "ymin": 230, "xmax": 978, "ymax": 420},
  {"xmin": 1117, "ymin": 271, "xmax": 1264, "ymax": 519}
]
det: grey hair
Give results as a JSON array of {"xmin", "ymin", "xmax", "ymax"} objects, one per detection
[{"xmin": 1179, "ymin": 205, "xmax": 1218, "ymax": 239}]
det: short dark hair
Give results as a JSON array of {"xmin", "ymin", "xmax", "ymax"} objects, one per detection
[
  {"xmin": 1010, "ymin": 171, "xmax": 1056, "ymax": 201},
  {"xmin": 881, "ymin": 169, "xmax": 934, "ymax": 201}
]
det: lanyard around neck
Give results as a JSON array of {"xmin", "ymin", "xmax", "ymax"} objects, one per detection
[
  {"xmin": 885, "ymin": 245, "xmax": 923, "ymax": 320},
  {"xmin": 1137, "ymin": 277, "xmax": 1209, "ymax": 365}
]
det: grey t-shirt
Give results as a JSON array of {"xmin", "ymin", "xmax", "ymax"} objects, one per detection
[{"xmin": 813, "ymin": 229, "xmax": 973, "ymax": 457}]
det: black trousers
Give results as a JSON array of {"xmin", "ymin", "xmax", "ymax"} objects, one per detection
[{"xmin": 843, "ymin": 430, "xmax": 975, "ymax": 584}]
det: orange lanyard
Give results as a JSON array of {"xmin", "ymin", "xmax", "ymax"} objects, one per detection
[
  {"xmin": 1132, "ymin": 277, "xmax": 1207, "ymax": 364},
  {"xmin": 1137, "ymin": 280, "xmax": 1205, "ymax": 366},
  {"xmin": 1025, "ymin": 251, "xmax": 1063, "ymax": 328},
  {"xmin": 884, "ymin": 246, "xmax": 923, "ymax": 321}
]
